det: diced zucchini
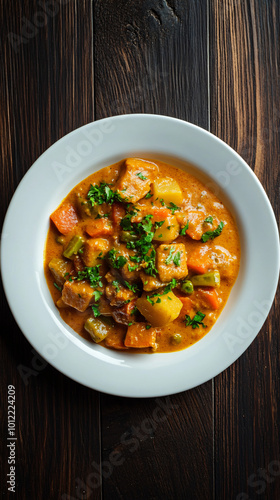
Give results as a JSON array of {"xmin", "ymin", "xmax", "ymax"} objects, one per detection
[
  {"xmin": 191, "ymin": 270, "xmax": 220, "ymax": 288},
  {"xmin": 152, "ymin": 177, "xmax": 183, "ymax": 205},
  {"xmin": 136, "ymin": 291, "xmax": 182, "ymax": 326},
  {"xmin": 63, "ymin": 235, "xmax": 84, "ymax": 259},
  {"xmin": 84, "ymin": 317, "xmax": 112, "ymax": 343}
]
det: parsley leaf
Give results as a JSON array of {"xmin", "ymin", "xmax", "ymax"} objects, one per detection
[
  {"xmin": 87, "ymin": 182, "xmax": 122, "ymax": 207},
  {"xmin": 204, "ymin": 216, "xmax": 213, "ymax": 224},
  {"xmin": 54, "ymin": 282, "xmax": 62, "ymax": 292},
  {"xmin": 107, "ymin": 248, "xmax": 128, "ymax": 269},
  {"xmin": 76, "ymin": 265, "xmax": 103, "ymax": 288},
  {"xmin": 167, "ymin": 202, "xmax": 180, "ymax": 214},
  {"xmin": 145, "ymin": 191, "xmax": 153, "ymax": 199},
  {"xmin": 201, "ymin": 221, "xmax": 224, "ymax": 242},
  {"xmin": 180, "ymin": 220, "xmax": 189, "ymax": 235},
  {"xmin": 136, "ymin": 172, "xmax": 147, "ymax": 181},
  {"xmin": 154, "ymin": 220, "xmax": 165, "ymax": 230},
  {"xmin": 112, "ymin": 280, "xmax": 120, "ymax": 293},
  {"xmin": 165, "ymin": 246, "xmax": 175, "ymax": 265},
  {"xmin": 128, "ymin": 263, "xmax": 139, "ymax": 272},
  {"xmin": 173, "ymin": 251, "xmax": 181, "ymax": 267},
  {"xmin": 124, "ymin": 281, "xmax": 140, "ymax": 293},
  {"xmin": 184, "ymin": 311, "xmax": 207, "ymax": 329},
  {"xmin": 92, "ymin": 303, "xmax": 101, "ymax": 318}
]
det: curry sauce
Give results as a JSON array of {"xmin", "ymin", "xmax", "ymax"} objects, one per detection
[{"xmin": 44, "ymin": 158, "xmax": 240, "ymax": 353}]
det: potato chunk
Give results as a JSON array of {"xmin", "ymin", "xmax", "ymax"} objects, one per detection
[
  {"xmin": 82, "ymin": 238, "xmax": 110, "ymax": 267},
  {"xmin": 153, "ymin": 215, "xmax": 180, "ymax": 242},
  {"xmin": 115, "ymin": 158, "xmax": 159, "ymax": 203},
  {"xmin": 124, "ymin": 323, "xmax": 157, "ymax": 348},
  {"xmin": 156, "ymin": 244, "xmax": 188, "ymax": 282},
  {"xmin": 62, "ymin": 280, "xmax": 93, "ymax": 312},
  {"xmin": 152, "ymin": 177, "xmax": 183, "ymax": 205},
  {"xmin": 136, "ymin": 291, "xmax": 182, "ymax": 326}
]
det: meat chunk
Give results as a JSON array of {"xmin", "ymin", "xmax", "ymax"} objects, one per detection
[
  {"xmin": 112, "ymin": 299, "xmax": 137, "ymax": 325},
  {"xmin": 156, "ymin": 243, "xmax": 188, "ymax": 282},
  {"xmin": 62, "ymin": 280, "xmax": 94, "ymax": 312},
  {"xmin": 124, "ymin": 322, "xmax": 157, "ymax": 348},
  {"xmin": 105, "ymin": 272, "xmax": 137, "ymax": 307},
  {"xmin": 82, "ymin": 238, "xmax": 110, "ymax": 267},
  {"xmin": 115, "ymin": 158, "xmax": 159, "ymax": 203}
]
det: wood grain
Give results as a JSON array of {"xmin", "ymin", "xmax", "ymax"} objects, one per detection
[{"xmin": 210, "ymin": 1, "xmax": 280, "ymax": 499}]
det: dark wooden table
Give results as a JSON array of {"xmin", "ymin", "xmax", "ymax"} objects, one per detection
[{"xmin": 1, "ymin": 1, "xmax": 279, "ymax": 499}]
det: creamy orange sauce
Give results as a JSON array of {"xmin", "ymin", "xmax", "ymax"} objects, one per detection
[{"xmin": 44, "ymin": 159, "xmax": 240, "ymax": 353}]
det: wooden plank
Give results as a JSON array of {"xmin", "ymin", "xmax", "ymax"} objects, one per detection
[
  {"xmin": 210, "ymin": 1, "xmax": 280, "ymax": 499},
  {"xmin": 94, "ymin": 1, "xmax": 213, "ymax": 498},
  {"xmin": 0, "ymin": 1, "xmax": 101, "ymax": 499}
]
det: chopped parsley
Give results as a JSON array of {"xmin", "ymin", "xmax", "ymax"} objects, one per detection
[
  {"xmin": 107, "ymin": 248, "xmax": 128, "ymax": 269},
  {"xmin": 136, "ymin": 172, "xmax": 147, "ymax": 181},
  {"xmin": 180, "ymin": 220, "xmax": 189, "ymax": 235},
  {"xmin": 154, "ymin": 220, "xmax": 165, "ymax": 230},
  {"xmin": 184, "ymin": 311, "xmax": 207, "ymax": 329},
  {"xmin": 92, "ymin": 303, "xmax": 101, "ymax": 318},
  {"xmin": 145, "ymin": 324, "xmax": 152, "ymax": 330},
  {"xmin": 128, "ymin": 263, "xmax": 139, "ymax": 272},
  {"xmin": 112, "ymin": 280, "xmax": 120, "ymax": 293},
  {"xmin": 173, "ymin": 251, "xmax": 181, "ymax": 267},
  {"xmin": 201, "ymin": 221, "xmax": 224, "ymax": 242},
  {"xmin": 95, "ymin": 213, "xmax": 110, "ymax": 219},
  {"xmin": 76, "ymin": 265, "xmax": 103, "ymax": 288},
  {"xmin": 87, "ymin": 182, "xmax": 122, "ymax": 206},
  {"xmin": 124, "ymin": 281, "xmax": 140, "ymax": 293},
  {"xmin": 165, "ymin": 246, "xmax": 175, "ymax": 265},
  {"xmin": 204, "ymin": 216, "xmax": 213, "ymax": 224},
  {"xmin": 128, "ymin": 322, "xmax": 133, "ymax": 326},
  {"xmin": 92, "ymin": 289, "xmax": 102, "ymax": 302},
  {"xmin": 53, "ymin": 282, "xmax": 62, "ymax": 292},
  {"xmin": 145, "ymin": 191, "xmax": 153, "ymax": 199},
  {"xmin": 146, "ymin": 279, "xmax": 177, "ymax": 305},
  {"xmin": 167, "ymin": 202, "xmax": 180, "ymax": 214}
]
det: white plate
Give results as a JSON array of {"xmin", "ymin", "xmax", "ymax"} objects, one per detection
[{"xmin": 1, "ymin": 115, "xmax": 279, "ymax": 397}]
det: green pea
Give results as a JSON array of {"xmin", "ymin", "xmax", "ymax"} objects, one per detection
[
  {"xmin": 181, "ymin": 280, "xmax": 194, "ymax": 294},
  {"xmin": 171, "ymin": 333, "xmax": 182, "ymax": 345}
]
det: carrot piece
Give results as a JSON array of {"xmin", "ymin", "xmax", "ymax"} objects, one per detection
[
  {"xmin": 111, "ymin": 203, "xmax": 126, "ymax": 227},
  {"xmin": 151, "ymin": 206, "xmax": 172, "ymax": 221},
  {"xmin": 187, "ymin": 246, "xmax": 213, "ymax": 274},
  {"xmin": 197, "ymin": 287, "xmax": 220, "ymax": 310},
  {"xmin": 50, "ymin": 203, "xmax": 78, "ymax": 235},
  {"xmin": 177, "ymin": 296, "xmax": 193, "ymax": 317},
  {"xmin": 105, "ymin": 328, "xmax": 128, "ymax": 350},
  {"xmin": 85, "ymin": 219, "xmax": 113, "ymax": 238},
  {"xmin": 124, "ymin": 323, "xmax": 157, "ymax": 348}
]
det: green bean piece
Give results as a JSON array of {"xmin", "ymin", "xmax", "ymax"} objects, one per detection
[
  {"xmin": 84, "ymin": 317, "xmax": 111, "ymax": 343},
  {"xmin": 191, "ymin": 270, "xmax": 220, "ymax": 288},
  {"xmin": 181, "ymin": 280, "xmax": 194, "ymax": 294},
  {"xmin": 56, "ymin": 235, "xmax": 65, "ymax": 245},
  {"xmin": 63, "ymin": 235, "xmax": 84, "ymax": 259},
  {"xmin": 170, "ymin": 333, "xmax": 182, "ymax": 345},
  {"xmin": 120, "ymin": 231, "xmax": 138, "ymax": 242}
]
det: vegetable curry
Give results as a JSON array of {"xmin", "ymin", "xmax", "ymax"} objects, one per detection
[{"xmin": 44, "ymin": 158, "xmax": 240, "ymax": 353}]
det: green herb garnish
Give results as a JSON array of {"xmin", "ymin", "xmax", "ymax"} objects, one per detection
[
  {"xmin": 201, "ymin": 221, "xmax": 224, "ymax": 242},
  {"xmin": 180, "ymin": 220, "xmax": 189, "ymax": 235},
  {"xmin": 136, "ymin": 172, "xmax": 147, "ymax": 181},
  {"xmin": 184, "ymin": 311, "xmax": 207, "ymax": 329}
]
